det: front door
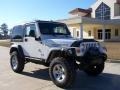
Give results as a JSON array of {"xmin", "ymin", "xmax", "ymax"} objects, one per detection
[{"xmin": 22, "ymin": 24, "xmax": 47, "ymax": 59}]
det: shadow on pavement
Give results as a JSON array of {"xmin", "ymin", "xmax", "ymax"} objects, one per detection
[
  {"xmin": 21, "ymin": 68, "xmax": 120, "ymax": 90},
  {"xmin": 21, "ymin": 68, "xmax": 51, "ymax": 81},
  {"xmin": 70, "ymin": 71, "xmax": 120, "ymax": 90}
]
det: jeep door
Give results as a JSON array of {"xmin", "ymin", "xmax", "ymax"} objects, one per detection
[{"xmin": 23, "ymin": 24, "xmax": 48, "ymax": 60}]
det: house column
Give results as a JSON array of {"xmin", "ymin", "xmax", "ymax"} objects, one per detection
[
  {"xmin": 102, "ymin": 25, "xmax": 105, "ymax": 41},
  {"xmin": 80, "ymin": 23, "xmax": 83, "ymax": 39}
]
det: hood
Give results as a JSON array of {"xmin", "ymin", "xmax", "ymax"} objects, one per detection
[{"xmin": 42, "ymin": 38, "xmax": 77, "ymax": 47}]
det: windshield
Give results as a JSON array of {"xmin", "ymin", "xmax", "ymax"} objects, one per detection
[{"xmin": 39, "ymin": 22, "xmax": 70, "ymax": 35}]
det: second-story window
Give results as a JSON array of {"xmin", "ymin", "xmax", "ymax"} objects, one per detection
[
  {"xmin": 95, "ymin": 2, "xmax": 111, "ymax": 20},
  {"xmin": 117, "ymin": 5, "xmax": 120, "ymax": 16}
]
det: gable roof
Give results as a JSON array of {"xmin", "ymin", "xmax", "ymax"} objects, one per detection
[{"xmin": 69, "ymin": 8, "xmax": 92, "ymax": 15}]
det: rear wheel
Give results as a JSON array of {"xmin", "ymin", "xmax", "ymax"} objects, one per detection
[
  {"xmin": 10, "ymin": 51, "xmax": 25, "ymax": 73},
  {"xmin": 49, "ymin": 57, "xmax": 76, "ymax": 88},
  {"xmin": 84, "ymin": 63, "xmax": 105, "ymax": 76}
]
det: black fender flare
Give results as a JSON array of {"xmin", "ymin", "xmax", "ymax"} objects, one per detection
[
  {"xmin": 10, "ymin": 45, "xmax": 25, "ymax": 59},
  {"xmin": 46, "ymin": 48, "xmax": 76, "ymax": 64},
  {"xmin": 47, "ymin": 50, "xmax": 62, "ymax": 63}
]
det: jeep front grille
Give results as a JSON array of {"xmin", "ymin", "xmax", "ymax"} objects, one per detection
[{"xmin": 80, "ymin": 42, "xmax": 99, "ymax": 51}]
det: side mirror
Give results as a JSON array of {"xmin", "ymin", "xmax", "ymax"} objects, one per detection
[{"xmin": 35, "ymin": 36, "xmax": 41, "ymax": 41}]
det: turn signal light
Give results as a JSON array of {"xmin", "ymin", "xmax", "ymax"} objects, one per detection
[{"xmin": 75, "ymin": 48, "xmax": 80, "ymax": 53}]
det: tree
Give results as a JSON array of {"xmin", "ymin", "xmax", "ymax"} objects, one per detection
[{"xmin": 1, "ymin": 23, "xmax": 8, "ymax": 37}]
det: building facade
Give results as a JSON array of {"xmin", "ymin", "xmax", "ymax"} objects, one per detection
[{"xmin": 58, "ymin": 0, "xmax": 120, "ymax": 41}]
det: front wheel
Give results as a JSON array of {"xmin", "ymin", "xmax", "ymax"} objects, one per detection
[
  {"xmin": 10, "ymin": 51, "xmax": 25, "ymax": 73},
  {"xmin": 49, "ymin": 57, "xmax": 76, "ymax": 88},
  {"xmin": 84, "ymin": 63, "xmax": 105, "ymax": 76}
]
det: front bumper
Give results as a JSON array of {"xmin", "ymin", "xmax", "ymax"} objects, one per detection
[
  {"xmin": 62, "ymin": 47, "xmax": 107, "ymax": 64},
  {"xmin": 76, "ymin": 53, "xmax": 107, "ymax": 65}
]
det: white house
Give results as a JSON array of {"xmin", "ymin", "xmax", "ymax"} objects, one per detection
[{"xmin": 58, "ymin": 0, "xmax": 120, "ymax": 41}]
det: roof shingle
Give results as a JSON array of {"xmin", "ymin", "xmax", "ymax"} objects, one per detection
[{"xmin": 69, "ymin": 8, "xmax": 92, "ymax": 14}]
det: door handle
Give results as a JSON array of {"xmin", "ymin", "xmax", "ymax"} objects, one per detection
[{"xmin": 25, "ymin": 38, "xmax": 28, "ymax": 42}]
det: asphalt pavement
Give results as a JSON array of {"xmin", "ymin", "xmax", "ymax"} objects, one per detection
[{"xmin": 0, "ymin": 46, "xmax": 120, "ymax": 90}]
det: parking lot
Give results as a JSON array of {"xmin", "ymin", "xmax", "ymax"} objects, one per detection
[{"xmin": 0, "ymin": 46, "xmax": 120, "ymax": 90}]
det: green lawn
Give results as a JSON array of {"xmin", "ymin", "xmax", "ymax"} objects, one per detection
[{"xmin": 0, "ymin": 40, "xmax": 10, "ymax": 47}]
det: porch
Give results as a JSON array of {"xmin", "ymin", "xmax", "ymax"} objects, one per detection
[
  {"xmin": 58, "ymin": 16, "xmax": 120, "ymax": 41},
  {"xmin": 80, "ymin": 24, "xmax": 120, "ymax": 41}
]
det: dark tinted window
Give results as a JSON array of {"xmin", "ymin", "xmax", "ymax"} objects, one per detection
[
  {"xmin": 98, "ymin": 30, "xmax": 102, "ymax": 39},
  {"xmin": 105, "ymin": 29, "xmax": 111, "ymax": 39},
  {"xmin": 25, "ymin": 24, "xmax": 36, "ymax": 37},
  {"xmin": 11, "ymin": 25, "xmax": 24, "ymax": 39},
  {"xmin": 115, "ymin": 29, "xmax": 119, "ymax": 36},
  {"xmin": 95, "ymin": 2, "xmax": 110, "ymax": 20},
  {"xmin": 39, "ymin": 23, "xmax": 70, "ymax": 35},
  {"xmin": 88, "ymin": 31, "xmax": 91, "ymax": 36},
  {"xmin": 77, "ymin": 31, "xmax": 79, "ymax": 37}
]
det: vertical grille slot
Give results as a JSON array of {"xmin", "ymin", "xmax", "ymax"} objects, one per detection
[{"xmin": 81, "ymin": 42, "xmax": 98, "ymax": 51}]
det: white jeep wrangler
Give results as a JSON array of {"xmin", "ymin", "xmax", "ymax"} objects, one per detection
[{"xmin": 10, "ymin": 20, "xmax": 107, "ymax": 88}]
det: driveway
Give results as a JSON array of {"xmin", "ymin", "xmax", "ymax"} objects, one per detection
[{"xmin": 0, "ymin": 46, "xmax": 120, "ymax": 90}]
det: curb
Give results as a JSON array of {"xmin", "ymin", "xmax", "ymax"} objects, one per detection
[{"xmin": 107, "ymin": 59, "xmax": 120, "ymax": 63}]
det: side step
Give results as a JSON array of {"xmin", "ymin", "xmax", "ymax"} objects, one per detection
[{"xmin": 25, "ymin": 57, "xmax": 49, "ymax": 67}]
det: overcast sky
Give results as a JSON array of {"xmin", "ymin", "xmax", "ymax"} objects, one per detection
[{"xmin": 0, "ymin": 0, "xmax": 96, "ymax": 28}]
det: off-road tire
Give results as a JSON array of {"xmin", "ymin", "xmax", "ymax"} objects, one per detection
[
  {"xmin": 10, "ymin": 51, "xmax": 25, "ymax": 73},
  {"xmin": 49, "ymin": 57, "xmax": 76, "ymax": 88},
  {"xmin": 84, "ymin": 63, "xmax": 105, "ymax": 76}
]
